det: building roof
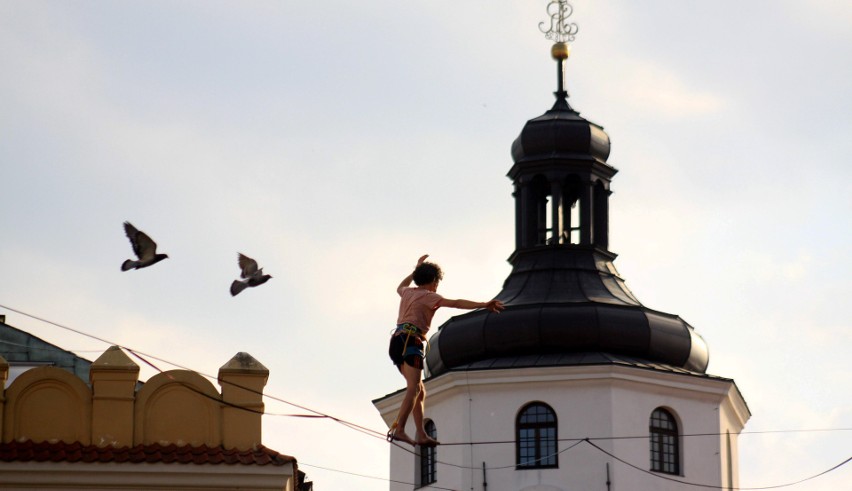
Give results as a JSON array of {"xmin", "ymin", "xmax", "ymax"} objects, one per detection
[
  {"xmin": 0, "ymin": 440, "xmax": 295, "ymax": 466},
  {"xmin": 0, "ymin": 318, "xmax": 92, "ymax": 383},
  {"xmin": 510, "ymin": 96, "xmax": 611, "ymax": 168},
  {"xmin": 426, "ymin": 247, "xmax": 710, "ymax": 377}
]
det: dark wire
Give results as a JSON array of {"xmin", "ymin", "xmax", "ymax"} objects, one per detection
[
  {"xmin": 297, "ymin": 438, "xmax": 852, "ymax": 490},
  {"xmin": 0, "ymin": 339, "xmax": 104, "ymax": 353},
  {"xmin": 0, "ymin": 303, "xmax": 388, "ymax": 437},
  {"xmin": 2, "ymin": 303, "xmax": 850, "ymax": 483},
  {"xmin": 437, "ymin": 428, "xmax": 852, "ymax": 446},
  {"xmin": 384, "ymin": 433, "xmax": 587, "ymax": 472},
  {"xmin": 5, "ymin": 303, "xmax": 849, "ymax": 445},
  {"xmin": 111, "ymin": 347, "xmax": 852, "ymax": 474},
  {"xmin": 299, "ymin": 461, "xmax": 461, "ymax": 491},
  {"xmin": 3, "ymin": 304, "xmax": 850, "ymax": 438},
  {"xmin": 0, "ymin": 304, "xmax": 619, "ymax": 472},
  {"xmin": 584, "ymin": 439, "xmax": 851, "ymax": 490},
  {"xmin": 124, "ymin": 348, "xmax": 387, "ymax": 439}
]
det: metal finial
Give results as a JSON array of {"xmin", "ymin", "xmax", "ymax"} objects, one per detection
[
  {"xmin": 538, "ymin": 1, "xmax": 577, "ymax": 103},
  {"xmin": 539, "ymin": 0, "xmax": 579, "ymax": 44}
]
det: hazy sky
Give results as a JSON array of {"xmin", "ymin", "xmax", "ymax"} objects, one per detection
[{"xmin": 1, "ymin": 1, "xmax": 849, "ymax": 489}]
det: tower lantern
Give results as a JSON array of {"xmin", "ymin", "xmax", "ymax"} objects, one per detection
[{"xmin": 511, "ymin": 0, "xmax": 613, "ymax": 252}]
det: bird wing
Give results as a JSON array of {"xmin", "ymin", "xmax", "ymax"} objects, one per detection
[
  {"xmin": 237, "ymin": 253, "xmax": 259, "ymax": 278},
  {"xmin": 124, "ymin": 222, "xmax": 158, "ymax": 261},
  {"xmin": 230, "ymin": 279, "xmax": 247, "ymax": 296},
  {"xmin": 123, "ymin": 221, "xmax": 138, "ymax": 242}
]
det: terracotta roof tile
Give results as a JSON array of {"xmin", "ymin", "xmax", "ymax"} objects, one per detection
[{"xmin": 0, "ymin": 440, "xmax": 294, "ymax": 467}]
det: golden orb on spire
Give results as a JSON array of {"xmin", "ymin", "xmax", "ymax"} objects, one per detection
[{"xmin": 551, "ymin": 42, "xmax": 570, "ymax": 60}]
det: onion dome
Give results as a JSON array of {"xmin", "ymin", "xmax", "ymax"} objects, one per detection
[
  {"xmin": 426, "ymin": 247, "xmax": 710, "ymax": 376},
  {"xmin": 511, "ymin": 94, "xmax": 610, "ymax": 167}
]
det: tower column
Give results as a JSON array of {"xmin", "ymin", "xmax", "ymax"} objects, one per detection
[
  {"xmin": 513, "ymin": 184, "xmax": 523, "ymax": 249},
  {"xmin": 518, "ymin": 178, "xmax": 540, "ymax": 248},
  {"xmin": 593, "ymin": 183, "xmax": 611, "ymax": 249},
  {"xmin": 580, "ymin": 180, "xmax": 594, "ymax": 245},
  {"xmin": 550, "ymin": 179, "xmax": 564, "ymax": 244}
]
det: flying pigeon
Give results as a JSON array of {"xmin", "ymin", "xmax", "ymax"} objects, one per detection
[
  {"xmin": 121, "ymin": 221, "xmax": 169, "ymax": 271},
  {"xmin": 230, "ymin": 253, "xmax": 272, "ymax": 296}
]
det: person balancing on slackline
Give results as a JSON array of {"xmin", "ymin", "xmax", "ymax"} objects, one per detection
[{"xmin": 387, "ymin": 254, "xmax": 505, "ymax": 446}]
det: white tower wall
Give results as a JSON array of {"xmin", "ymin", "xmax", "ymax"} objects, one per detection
[{"xmin": 375, "ymin": 365, "xmax": 749, "ymax": 491}]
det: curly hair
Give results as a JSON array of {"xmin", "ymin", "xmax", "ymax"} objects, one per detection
[{"xmin": 413, "ymin": 261, "xmax": 444, "ymax": 286}]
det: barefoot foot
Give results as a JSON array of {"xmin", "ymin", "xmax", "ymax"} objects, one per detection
[
  {"xmin": 389, "ymin": 429, "xmax": 416, "ymax": 446},
  {"xmin": 415, "ymin": 435, "xmax": 441, "ymax": 447}
]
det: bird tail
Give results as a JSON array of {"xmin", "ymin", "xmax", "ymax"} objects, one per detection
[
  {"xmin": 121, "ymin": 260, "xmax": 136, "ymax": 271},
  {"xmin": 230, "ymin": 280, "xmax": 247, "ymax": 296}
]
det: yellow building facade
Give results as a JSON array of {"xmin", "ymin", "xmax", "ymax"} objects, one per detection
[{"xmin": 0, "ymin": 346, "xmax": 296, "ymax": 490}]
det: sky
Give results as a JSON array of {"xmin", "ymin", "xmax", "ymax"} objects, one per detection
[{"xmin": 0, "ymin": 0, "xmax": 849, "ymax": 489}]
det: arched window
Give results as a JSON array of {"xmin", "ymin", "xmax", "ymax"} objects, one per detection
[
  {"xmin": 592, "ymin": 179, "xmax": 609, "ymax": 249},
  {"xmin": 516, "ymin": 402, "xmax": 558, "ymax": 469},
  {"xmin": 650, "ymin": 408, "xmax": 680, "ymax": 474},
  {"xmin": 563, "ymin": 175, "xmax": 582, "ymax": 245},
  {"xmin": 530, "ymin": 175, "xmax": 550, "ymax": 246},
  {"xmin": 416, "ymin": 419, "xmax": 437, "ymax": 486}
]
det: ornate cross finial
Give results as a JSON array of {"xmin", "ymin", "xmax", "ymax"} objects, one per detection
[
  {"xmin": 538, "ymin": 1, "xmax": 577, "ymax": 103},
  {"xmin": 539, "ymin": 0, "xmax": 579, "ymax": 44}
]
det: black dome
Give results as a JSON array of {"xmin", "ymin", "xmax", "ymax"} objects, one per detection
[
  {"xmin": 511, "ymin": 98, "xmax": 611, "ymax": 167},
  {"xmin": 426, "ymin": 247, "xmax": 710, "ymax": 377}
]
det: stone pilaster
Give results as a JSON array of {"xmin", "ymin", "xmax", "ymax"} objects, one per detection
[
  {"xmin": 90, "ymin": 346, "xmax": 139, "ymax": 447},
  {"xmin": 219, "ymin": 352, "xmax": 268, "ymax": 449}
]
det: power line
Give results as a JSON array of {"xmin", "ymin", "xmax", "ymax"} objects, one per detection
[
  {"xmin": 4, "ymin": 303, "xmax": 852, "ymax": 449},
  {"xmin": 583, "ymin": 439, "xmax": 851, "ymax": 490},
  {"xmin": 134, "ymin": 347, "xmax": 852, "ymax": 480},
  {"xmin": 5, "ymin": 304, "xmax": 852, "ymax": 446},
  {"xmin": 1, "ymin": 303, "xmax": 850, "ymax": 485},
  {"xmin": 0, "ymin": 339, "xmax": 104, "ymax": 353},
  {"xmin": 4, "ymin": 303, "xmax": 848, "ymax": 444},
  {"xmin": 300, "ymin": 438, "xmax": 589, "ymax": 487},
  {"xmin": 0, "ymin": 305, "xmax": 607, "ymax": 473},
  {"xmin": 0, "ymin": 304, "xmax": 114, "ymax": 346},
  {"xmin": 438, "ymin": 428, "xmax": 852, "ymax": 446},
  {"xmin": 0, "ymin": 303, "xmax": 390, "ymax": 439},
  {"xmin": 2, "ymin": 325, "xmax": 848, "ymax": 446},
  {"xmin": 291, "ymin": 439, "xmax": 852, "ymax": 491},
  {"xmin": 124, "ymin": 347, "xmax": 390, "ymax": 440},
  {"xmin": 299, "ymin": 461, "xmax": 460, "ymax": 491}
]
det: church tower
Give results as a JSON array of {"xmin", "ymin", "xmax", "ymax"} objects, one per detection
[{"xmin": 375, "ymin": 3, "xmax": 749, "ymax": 490}]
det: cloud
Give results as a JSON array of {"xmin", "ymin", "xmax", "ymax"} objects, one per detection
[
  {"xmin": 785, "ymin": 0, "xmax": 852, "ymax": 36},
  {"xmin": 599, "ymin": 59, "xmax": 728, "ymax": 119}
]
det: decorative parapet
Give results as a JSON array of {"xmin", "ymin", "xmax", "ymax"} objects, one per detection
[
  {"xmin": 134, "ymin": 369, "xmax": 223, "ymax": 447},
  {"xmin": 3, "ymin": 366, "xmax": 92, "ymax": 445},
  {"xmin": 1, "ymin": 348, "xmax": 270, "ymax": 451}
]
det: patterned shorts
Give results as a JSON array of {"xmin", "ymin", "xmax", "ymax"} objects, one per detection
[{"xmin": 389, "ymin": 325, "xmax": 424, "ymax": 370}]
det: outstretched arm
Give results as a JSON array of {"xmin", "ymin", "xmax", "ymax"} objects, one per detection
[
  {"xmin": 440, "ymin": 298, "xmax": 505, "ymax": 313},
  {"xmin": 397, "ymin": 254, "xmax": 430, "ymax": 296}
]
